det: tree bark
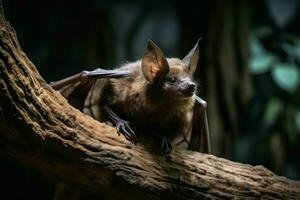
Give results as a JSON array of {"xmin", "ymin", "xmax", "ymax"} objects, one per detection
[{"xmin": 0, "ymin": 4, "xmax": 299, "ymax": 200}]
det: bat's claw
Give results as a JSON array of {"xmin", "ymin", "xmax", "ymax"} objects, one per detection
[
  {"xmin": 116, "ymin": 120, "xmax": 137, "ymax": 144},
  {"xmin": 159, "ymin": 137, "xmax": 172, "ymax": 155}
]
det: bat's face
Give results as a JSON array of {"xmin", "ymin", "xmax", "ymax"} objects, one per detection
[
  {"xmin": 162, "ymin": 60, "xmax": 197, "ymax": 99},
  {"xmin": 142, "ymin": 40, "xmax": 199, "ymax": 101}
]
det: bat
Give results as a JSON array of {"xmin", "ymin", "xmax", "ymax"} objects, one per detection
[{"xmin": 50, "ymin": 40, "xmax": 210, "ymax": 154}]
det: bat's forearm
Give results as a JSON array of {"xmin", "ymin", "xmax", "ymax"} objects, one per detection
[
  {"xmin": 195, "ymin": 95, "xmax": 207, "ymax": 109},
  {"xmin": 50, "ymin": 68, "xmax": 130, "ymax": 90}
]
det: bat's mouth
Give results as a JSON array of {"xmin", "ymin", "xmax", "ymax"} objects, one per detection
[
  {"xmin": 181, "ymin": 88, "xmax": 195, "ymax": 97},
  {"xmin": 180, "ymin": 81, "xmax": 196, "ymax": 97}
]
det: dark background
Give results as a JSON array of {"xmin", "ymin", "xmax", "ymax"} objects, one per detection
[{"xmin": 1, "ymin": 0, "xmax": 300, "ymax": 199}]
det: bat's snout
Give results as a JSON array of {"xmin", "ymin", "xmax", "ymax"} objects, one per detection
[
  {"xmin": 187, "ymin": 82, "xmax": 196, "ymax": 92},
  {"xmin": 181, "ymin": 81, "xmax": 196, "ymax": 97}
]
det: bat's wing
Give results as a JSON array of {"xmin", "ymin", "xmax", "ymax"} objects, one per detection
[
  {"xmin": 188, "ymin": 95, "xmax": 211, "ymax": 153},
  {"xmin": 50, "ymin": 68, "xmax": 130, "ymax": 91},
  {"xmin": 50, "ymin": 69, "xmax": 211, "ymax": 153},
  {"xmin": 49, "ymin": 68, "xmax": 131, "ymax": 120}
]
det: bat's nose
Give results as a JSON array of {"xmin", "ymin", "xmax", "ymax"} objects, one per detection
[
  {"xmin": 187, "ymin": 82, "xmax": 196, "ymax": 92},
  {"xmin": 182, "ymin": 82, "xmax": 196, "ymax": 97}
]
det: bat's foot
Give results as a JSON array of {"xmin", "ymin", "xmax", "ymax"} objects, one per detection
[
  {"xmin": 102, "ymin": 104, "xmax": 137, "ymax": 144},
  {"xmin": 159, "ymin": 137, "xmax": 172, "ymax": 155},
  {"xmin": 116, "ymin": 119, "xmax": 137, "ymax": 144}
]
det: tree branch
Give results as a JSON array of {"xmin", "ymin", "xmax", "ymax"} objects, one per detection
[{"xmin": 0, "ymin": 5, "xmax": 299, "ymax": 200}]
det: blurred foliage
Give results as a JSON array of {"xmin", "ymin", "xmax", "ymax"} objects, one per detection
[
  {"xmin": 239, "ymin": 0, "xmax": 300, "ymax": 179},
  {"xmin": 250, "ymin": 28, "xmax": 300, "ymax": 92}
]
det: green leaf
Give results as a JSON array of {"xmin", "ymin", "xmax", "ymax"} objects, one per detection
[
  {"xmin": 293, "ymin": 46, "xmax": 300, "ymax": 59},
  {"xmin": 282, "ymin": 43, "xmax": 300, "ymax": 58},
  {"xmin": 271, "ymin": 63, "xmax": 300, "ymax": 92},
  {"xmin": 250, "ymin": 36, "xmax": 265, "ymax": 56},
  {"xmin": 266, "ymin": 0, "xmax": 299, "ymax": 28},
  {"xmin": 250, "ymin": 54, "xmax": 275, "ymax": 74},
  {"xmin": 263, "ymin": 98, "xmax": 282, "ymax": 125},
  {"xmin": 249, "ymin": 35, "xmax": 276, "ymax": 74}
]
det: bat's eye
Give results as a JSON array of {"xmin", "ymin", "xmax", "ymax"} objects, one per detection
[{"xmin": 167, "ymin": 76, "xmax": 177, "ymax": 83}]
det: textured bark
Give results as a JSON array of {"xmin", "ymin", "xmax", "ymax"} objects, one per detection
[{"xmin": 0, "ymin": 4, "xmax": 299, "ymax": 200}]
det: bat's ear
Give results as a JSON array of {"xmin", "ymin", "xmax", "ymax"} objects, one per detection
[
  {"xmin": 142, "ymin": 40, "xmax": 169, "ymax": 84},
  {"xmin": 182, "ymin": 38, "xmax": 200, "ymax": 76}
]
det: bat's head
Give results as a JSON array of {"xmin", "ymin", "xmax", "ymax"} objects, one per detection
[{"xmin": 142, "ymin": 40, "xmax": 199, "ymax": 102}]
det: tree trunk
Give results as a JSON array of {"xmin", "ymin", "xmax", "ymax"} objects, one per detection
[
  {"xmin": 0, "ymin": 3, "xmax": 299, "ymax": 200},
  {"xmin": 205, "ymin": 0, "xmax": 253, "ymax": 157}
]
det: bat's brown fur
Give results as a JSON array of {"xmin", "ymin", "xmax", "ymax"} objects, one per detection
[
  {"xmin": 106, "ymin": 58, "xmax": 196, "ymax": 149},
  {"xmin": 51, "ymin": 40, "xmax": 210, "ymax": 152},
  {"xmin": 109, "ymin": 59, "xmax": 195, "ymax": 119}
]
